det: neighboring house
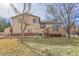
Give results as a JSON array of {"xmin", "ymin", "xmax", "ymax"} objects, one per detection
[
  {"xmin": 5, "ymin": 13, "xmax": 41, "ymax": 36},
  {"xmin": 40, "ymin": 19, "xmax": 66, "ymax": 36},
  {"xmin": 69, "ymin": 25, "xmax": 78, "ymax": 35},
  {"xmin": 40, "ymin": 19, "xmax": 79, "ymax": 36}
]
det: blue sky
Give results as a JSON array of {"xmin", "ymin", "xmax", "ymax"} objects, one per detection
[
  {"xmin": 0, "ymin": 3, "xmax": 78, "ymax": 20},
  {"xmin": 0, "ymin": 3, "xmax": 79, "ymax": 26},
  {"xmin": 0, "ymin": 4, "xmax": 78, "ymax": 18},
  {"xmin": 13, "ymin": 3, "xmax": 47, "ymax": 20},
  {"xmin": 0, "ymin": 4, "xmax": 46, "ymax": 19},
  {"xmin": 0, "ymin": 3, "xmax": 47, "ymax": 25}
]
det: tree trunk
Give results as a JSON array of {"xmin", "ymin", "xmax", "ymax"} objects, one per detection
[
  {"xmin": 20, "ymin": 31, "xmax": 23, "ymax": 43},
  {"xmin": 67, "ymin": 29, "xmax": 71, "ymax": 43},
  {"xmin": 68, "ymin": 32, "xmax": 70, "ymax": 39},
  {"xmin": 20, "ymin": 22, "xmax": 23, "ymax": 43}
]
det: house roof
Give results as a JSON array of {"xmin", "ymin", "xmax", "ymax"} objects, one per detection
[
  {"xmin": 40, "ymin": 19, "xmax": 62, "ymax": 24},
  {"xmin": 11, "ymin": 13, "xmax": 40, "ymax": 19}
]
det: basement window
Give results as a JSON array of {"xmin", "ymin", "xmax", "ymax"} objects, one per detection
[{"xmin": 28, "ymin": 29, "xmax": 32, "ymax": 32}]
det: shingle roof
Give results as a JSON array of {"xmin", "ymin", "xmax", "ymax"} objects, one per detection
[
  {"xmin": 11, "ymin": 13, "xmax": 40, "ymax": 19},
  {"xmin": 40, "ymin": 19, "xmax": 62, "ymax": 24}
]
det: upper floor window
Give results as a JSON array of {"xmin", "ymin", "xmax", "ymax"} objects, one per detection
[{"xmin": 33, "ymin": 19, "xmax": 37, "ymax": 23}]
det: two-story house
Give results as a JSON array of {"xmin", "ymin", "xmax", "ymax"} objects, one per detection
[{"xmin": 4, "ymin": 13, "xmax": 41, "ymax": 36}]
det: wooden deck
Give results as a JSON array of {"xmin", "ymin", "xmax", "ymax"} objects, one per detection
[
  {"xmin": 11, "ymin": 33, "xmax": 41, "ymax": 36},
  {"xmin": 44, "ymin": 32, "xmax": 65, "ymax": 37}
]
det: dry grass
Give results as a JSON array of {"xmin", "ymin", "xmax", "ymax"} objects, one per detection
[
  {"xmin": 0, "ymin": 37, "xmax": 79, "ymax": 56},
  {"xmin": 0, "ymin": 39, "xmax": 31, "ymax": 56}
]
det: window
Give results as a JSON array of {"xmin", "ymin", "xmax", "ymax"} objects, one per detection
[
  {"xmin": 53, "ymin": 24, "xmax": 60, "ymax": 31},
  {"xmin": 33, "ymin": 19, "xmax": 37, "ymax": 23},
  {"xmin": 40, "ymin": 23, "xmax": 46, "ymax": 29},
  {"xmin": 28, "ymin": 29, "xmax": 32, "ymax": 32}
]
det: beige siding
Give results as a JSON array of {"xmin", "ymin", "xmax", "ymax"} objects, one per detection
[
  {"xmin": 4, "ymin": 27, "xmax": 10, "ymax": 34},
  {"xmin": 46, "ymin": 24, "xmax": 52, "ymax": 28},
  {"xmin": 12, "ymin": 13, "xmax": 41, "ymax": 33}
]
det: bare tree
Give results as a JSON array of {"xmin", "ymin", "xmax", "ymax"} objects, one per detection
[
  {"xmin": 46, "ymin": 3, "xmax": 76, "ymax": 40},
  {"xmin": 10, "ymin": 3, "xmax": 31, "ymax": 43}
]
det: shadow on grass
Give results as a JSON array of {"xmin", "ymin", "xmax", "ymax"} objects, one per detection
[
  {"xmin": 22, "ymin": 42, "xmax": 51, "ymax": 56},
  {"xmin": 23, "ymin": 37, "xmax": 77, "ymax": 46},
  {"xmin": 20, "ymin": 37, "xmax": 79, "ymax": 56},
  {"xmin": 9, "ymin": 37, "xmax": 79, "ymax": 56}
]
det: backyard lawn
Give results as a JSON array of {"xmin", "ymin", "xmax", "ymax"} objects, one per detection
[{"xmin": 0, "ymin": 37, "xmax": 79, "ymax": 56}]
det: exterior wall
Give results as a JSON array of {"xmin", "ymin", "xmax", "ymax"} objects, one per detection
[
  {"xmin": 12, "ymin": 13, "xmax": 41, "ymax": 34},
  {"xmin": 59, "ymin": 27, "xmax": 78, "ymax": 35},
  {"xmin": 46, "ymin": 24, "xmax": 52, "ymax": 28},
  {"xmin": 4, "ymin": 27, "xmax": 10, "ymax": 34},
  {"xmin": 43, "ymin": 23, "xmax": 66, "ymax": 36},
  {"xmin": 70, "ymin": 27, "xmax": 78, "ymax": 34},
  {"xmin": 60, "ymin": 28, "xmax": 66, "ymax": 35}
]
